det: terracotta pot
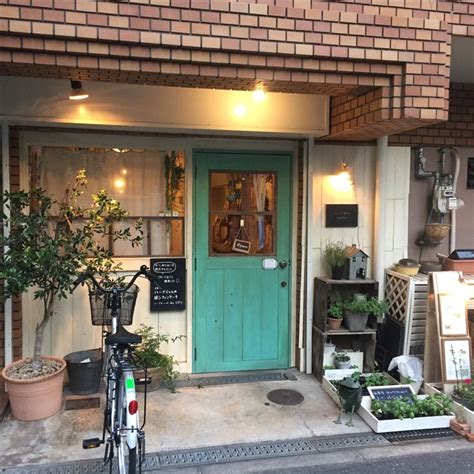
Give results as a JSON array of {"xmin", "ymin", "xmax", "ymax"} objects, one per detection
[
  {"xmin": 2, "ymin": 356, "xmax": 66, "ymax": 421},
  {"xmin": 135, "ymin": 366, "xmax": 164, "ymax": 392},
  {"xmin": 327, "ymin": 317, "xmax": 343, "ymax": 330}
]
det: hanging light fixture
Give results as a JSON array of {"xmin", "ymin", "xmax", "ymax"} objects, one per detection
[{"xmin": 69, "ymin": 80, "xmax": 89, "ymax": 100}]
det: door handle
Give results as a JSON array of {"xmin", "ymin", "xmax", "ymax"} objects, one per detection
[
  {"xmin": 281, "ymin": 281, "xmax": 287, "ymax": 288},
  {"xmin": 279, "ymin": 260, "xmax": 288, "ymax": 269}
]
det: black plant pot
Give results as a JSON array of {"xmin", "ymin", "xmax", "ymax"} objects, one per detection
[{"xmin": 331, "ymin": 265, "xmax": 344, "ymax": 280}]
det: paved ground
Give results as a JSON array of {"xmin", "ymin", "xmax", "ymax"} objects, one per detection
[{"xmin": 1, "ymin": 370, "xmax": 473, "ymax": 473}]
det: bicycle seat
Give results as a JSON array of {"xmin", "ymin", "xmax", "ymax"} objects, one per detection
[{"xmin": 105, "ymin": 324, "xmax": 142, "ymax": 346}]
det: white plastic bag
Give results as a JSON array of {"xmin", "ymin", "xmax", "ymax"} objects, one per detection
[{"xmin": 388, "ymin": 356, "xmax": 423, "ymax": 381}]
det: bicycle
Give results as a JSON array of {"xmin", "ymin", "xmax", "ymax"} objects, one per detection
[{"xmin": 72, "ymin": 265, "xmax": 158, "ymax": 474}]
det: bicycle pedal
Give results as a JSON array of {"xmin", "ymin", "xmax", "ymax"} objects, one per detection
[
  {"xmin": 135, "ymin": 377, "xmax": 151, "ymax": 385},
  {"xmin": 83, "ymin": 438, "xmax": 102, "ymax": 449}
]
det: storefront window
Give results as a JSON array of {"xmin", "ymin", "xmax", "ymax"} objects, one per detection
[
  {"xmin": 30, "ymin": 146, "xmax": 185, "ymax": 257},
  {"xmin": 209, "ymin": 171, "xmax": 275, "ymax": 255}
]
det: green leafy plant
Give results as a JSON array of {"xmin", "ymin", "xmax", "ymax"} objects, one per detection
[
  {"xmin": 352, "ymin": 371, "xmax": 391, "ymax": 388},
  {"xmin": 343, "ymin": 297, "xmax": 389, "ymax": 317},
  {"xmin": 0, "ymin": 170, "xmax": 143, "ymax": 366},
  {"xmin": 134, "ymin": 324, "xmax": 184, "ymax": 392},
  {"xmin": 371, "ymin": 394, "xmax": 452, "ymax": 420},
  {"xmin": 334, "ymin": 352, "xmax": 350, "ymax": 363},
  {"xmin": 164, "ymin": 151, "xmax": 185, "ymax": 212},
  {"xmin": 327, "ymin": 302, "xmax": 343, "ymax": 319},
  {"xmin": 323, "ymin": 241, "xmax": 347, "ymax": 268}
]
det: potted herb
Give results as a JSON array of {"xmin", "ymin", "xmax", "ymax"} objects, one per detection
[
  {"xmin": 334, "ymin": 351, "xmax": 351, "ymax": 369},
  {"xmin": 327, "ymin": 302, "xmax": 343, "ymax": 330},
  {"xmin": 323, "ymin": 241, "xmax": 347, "ymax": 280},
  {"xmin": 134, "ymin": 325, "xmax": 184, "ymax": 392},
  {"xmin": 343, "ymin": 297, "xmax": 389, "ymax": 331},
  {"xmin": 0, "ymin": 170, "xmax": 142, "ymax": 421}
]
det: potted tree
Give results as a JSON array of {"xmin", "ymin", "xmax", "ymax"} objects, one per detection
[
  {"xmin": 327, "ymin": 302, "xmax": 343, "ymax": 330},
  {"xmin": 343, "ymin": 297, "xmax": 389, "ymax": 332},
  {"xmin": 323, "ymin": 241, "xmax": 347, "ymax": 280},
  {"xmin": 134, "ymin": 325, "xmax": 184, "ymax": 393},
  {"xmin": 0, "ymin": 170, "xmax": 142, "ymax": 421}
]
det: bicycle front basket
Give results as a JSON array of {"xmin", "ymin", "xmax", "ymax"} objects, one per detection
[{"xmin": 89, "ymin": 284, "xmax": 140, "ymax": 326}]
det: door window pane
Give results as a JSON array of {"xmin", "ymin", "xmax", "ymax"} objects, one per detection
[{"xmin": 209, "ymin": 171, "xmax": 276, "ymax": 256}]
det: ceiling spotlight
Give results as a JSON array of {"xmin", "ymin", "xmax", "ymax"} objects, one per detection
[{"xmin": 69, "ymin": 80, "xmax": 89, "ymax": 101}]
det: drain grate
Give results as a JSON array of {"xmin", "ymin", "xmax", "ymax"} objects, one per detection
[
  {"xmin": 313, "ymin": 434, "xmax": 389, "ymax": 451},
  {"xmin": 267, "ymin": 389, "xmax": 304, "ymax": 406},
  {"xmin": 4, "ymin": 434, "xmax": 390, "ymax": 473},
  {"xmin": 383, "ymin": 428, "xmax": 459, "ymax": 444},
  {"xmin": 175, "ymin": 371, "xmax": 290, "ymax": 388}
]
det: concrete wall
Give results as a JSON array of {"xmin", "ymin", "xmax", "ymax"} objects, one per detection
[
  {"xmin": 0, "ymin": 77, "xmax": 329, "ymax": 137},
  {"xmin": 408, "ymin": 147, "xmax": 474, "ymax": 261}
]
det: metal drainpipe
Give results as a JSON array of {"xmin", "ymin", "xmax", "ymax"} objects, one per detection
[
  {"xmin": 2, "ymin": 121, "xmax": 13, "ymax": 366},
  {"xmin": 374, "ymin": 136, "xmax": 388, "ymax": 299},
  {"xmin": 305, "ymin": 136, "xmax": 315, "ymax": 374}
]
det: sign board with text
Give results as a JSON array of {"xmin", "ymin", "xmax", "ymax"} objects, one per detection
[{"xmin": 150, "ymin": 258, "xmax": 186, "ymax": 312}]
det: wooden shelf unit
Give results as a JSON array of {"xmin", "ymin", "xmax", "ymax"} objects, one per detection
[{"xmin": 312, "ymin": 277, "xmax": 379, "ymax": 381}]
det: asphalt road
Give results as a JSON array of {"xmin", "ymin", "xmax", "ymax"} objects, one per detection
[{"xmin": 260, "ymin": 447, "xmax": 474, "ymax": 474}]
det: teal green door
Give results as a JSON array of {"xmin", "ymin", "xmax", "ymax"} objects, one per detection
[{"xmin": 193, "ymin": 151, "xmax": 291, "ymax": 373}]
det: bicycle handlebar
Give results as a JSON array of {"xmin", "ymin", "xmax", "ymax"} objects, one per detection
[{"xmin": 72, "ymin": 265, "xmax": 159, "ymax": 293}]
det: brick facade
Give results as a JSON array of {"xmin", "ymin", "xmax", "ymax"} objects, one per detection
[
  {"xmin": 390, "ymin": 83, "xmax": 474, "ymax": 147},
  {"xmin": 0, "ymin": 129, "xmax": 22, "ymax": 368},
  {"xmin": 1, "ymin": 0, "xmax": 473, "ymax": 140}
]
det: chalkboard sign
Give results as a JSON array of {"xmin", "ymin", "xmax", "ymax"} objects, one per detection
[
  {"xmin": 150, "ymin": 258, "xmax": 186, "ymax": 312},
  {"xmin": 326, "ymin": 204, "xmax": 358, "ymax": 228},
  {"xmin": 368, "ymin": 385, "xmax": 415, "ymax": 401}
]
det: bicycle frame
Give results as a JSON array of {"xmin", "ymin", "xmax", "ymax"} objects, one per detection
[{"xmin": 75, "ymin": 266, "xmax": 157, "ymax": 474}]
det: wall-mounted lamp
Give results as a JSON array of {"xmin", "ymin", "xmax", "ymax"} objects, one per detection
[
  {"xmin": 69, "ymin": 80, "xmax": 89, "ymax": 101},
  {"xmin": 329, "ymin": 162, "xmax": 354, "ymax": 192}
]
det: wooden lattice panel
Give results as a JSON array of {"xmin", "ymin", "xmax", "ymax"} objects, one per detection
[
  {"xmin": 385, "ymin": 270, "xmax": 429, "ymax": 357},
  {"xmin": 384, "ymin": 271, "xmax": 410, "ymax": 323}
]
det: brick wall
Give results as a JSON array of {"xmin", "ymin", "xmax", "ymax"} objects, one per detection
[
  {"xmin": 1, "ymin": 1, "xmax": 473, "ymax": 140},
  {"xmin": 391, "ymin": 83, "xmax": 474, "ymax": 146},
  {"xmin": 0, "ymin": 128, "xmax": 22, "ymax": 369}
]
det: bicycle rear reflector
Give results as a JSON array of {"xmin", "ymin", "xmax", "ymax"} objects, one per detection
[{"xmin": 129, "ymin": 400, "xmax": 139, "ymax": 415}]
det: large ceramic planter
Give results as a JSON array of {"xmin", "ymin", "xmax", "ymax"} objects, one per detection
[
  {"xmin": 135, "ymin": 366, "xmax": 164, "ymax": 393},
  {"xmin": 2, "ymin": 356, "xmax": 66, "ymax": 421},
  {"xmin": 343, "ymin": 310, "xmax": 369, "ymax": 331}
]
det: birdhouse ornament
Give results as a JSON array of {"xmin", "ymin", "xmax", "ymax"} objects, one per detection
[{"xmin": 343, "ymin": 244, "xmax": 369, "ymax": 280}]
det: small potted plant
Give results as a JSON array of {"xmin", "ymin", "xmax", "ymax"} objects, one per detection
[
  {"xmin": 134, "ymin": 325, "xmax": 184, "ymax": 392},
  {"xmin": 323, "ymin": 241, "xmax": 347, "ymax": 280},
  {"xmin": 327, "ymin": 302, "xmax": 343, "ymax": 330},
  {"xmin": 343, "ymin": 297, "xmax": 389, "ymax": 332},
  {"xmin": 334, "ymin": 351, "xmax": 351, "ymax": 369}
]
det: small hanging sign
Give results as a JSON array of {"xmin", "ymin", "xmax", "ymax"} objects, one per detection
[{"xmin": 232, "ymin": 219, "xmax": 251, "ymax": 254}]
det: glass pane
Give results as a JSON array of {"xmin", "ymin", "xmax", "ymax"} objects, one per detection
[
  {"xmin": 210, "ymin": 172, "xmax": 275, "ymax": 213},
  {"xmin": 30, "ymin": 146, "xmax": 185, "ymax": 257},
  {"xmin": 209, "ymin": 171, "xmax": 276, "ymax": 256}
]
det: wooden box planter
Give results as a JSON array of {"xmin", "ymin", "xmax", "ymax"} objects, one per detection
[
  {"xmin": 424, "ymin": 383, "xmax": 474, "ymax": 429},
  {"xmin": 358, "ymin": 396, "xmax": 454, "ymax": 433},
  {"xmin": 322, "ymin": 372, "xmax": 398, "ymax": 408}
]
